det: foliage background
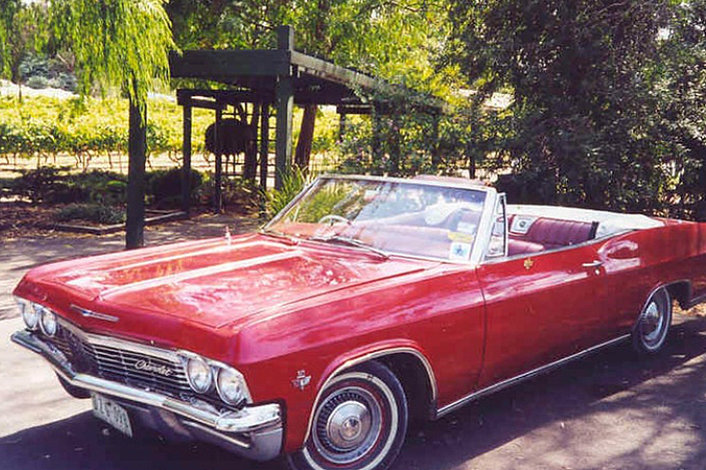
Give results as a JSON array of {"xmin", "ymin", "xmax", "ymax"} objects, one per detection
[{"xmin": 1, "ymin": 0, "xmax": 705, "ymax": 221}]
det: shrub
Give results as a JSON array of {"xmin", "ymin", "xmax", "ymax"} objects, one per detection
[
  {"xmin": 55, "ymin": 203, "xmax": 126, "ymax": 225},
  {"xmin": 264, "ymin": 166, "xmax": 311, "ymax": 217},
  {"xmin": 12, "ymin": 166, "xmax": 68, "ymax": 204},
  {"xmin": 146, "ymin": 167, "xmax": 203, "ymax": 208}
]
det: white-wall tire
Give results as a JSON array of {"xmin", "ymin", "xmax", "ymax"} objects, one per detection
[{"xmin": 288, "ymin": 361, "xmax": 408, "ymax": 470}]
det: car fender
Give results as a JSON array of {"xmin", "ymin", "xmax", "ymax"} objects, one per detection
[{"xmin": 298, "ymin": 338, "xmax": 437, "ymax": 446}]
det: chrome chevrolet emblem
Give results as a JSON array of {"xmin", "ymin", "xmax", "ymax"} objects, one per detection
[
  {"xmin": 292, "ymin": 370, "xmax": 311, "ymax": 390},
  {"xmin": 134, "ymin": 360, "xmax": 173, "ymax": 377}
]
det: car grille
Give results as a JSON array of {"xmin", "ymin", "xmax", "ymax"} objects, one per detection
[{"xmin": 48, "ymin": 325, "xmax": 232, "ymax": 410}]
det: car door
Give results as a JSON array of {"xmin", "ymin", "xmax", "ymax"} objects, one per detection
[{"xmin": 475, "ymin": 234, "xmax": 613, "ymax": 389}]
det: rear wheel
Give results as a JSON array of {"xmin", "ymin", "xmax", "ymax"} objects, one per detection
[
  {"xmin": 632, "ymin": 288, "xmax": 672, "ymax": 354},
  {"xmin": 288, "ymin": 361, "xmax": 408, "ymax": 470}
]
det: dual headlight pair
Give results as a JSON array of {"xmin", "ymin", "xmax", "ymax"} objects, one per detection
[
  {"xmin": 16, "ymin": 296, "xmax": 250, "ymax": 408},
  {"xmin": 16, "ymin": 297, "xmax": 58, "ymax": 337},
  {"xmin": 180, "ymin": 352, "xmax": 251, "ymax": 406}
]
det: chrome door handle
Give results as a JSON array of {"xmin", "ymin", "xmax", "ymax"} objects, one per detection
[{"xmin": 582, "ymin": 260, "xmax": 603, "ymax": 268}]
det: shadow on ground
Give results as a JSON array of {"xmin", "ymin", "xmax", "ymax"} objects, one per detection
[{"xmin": 1, "ymin": 315, "xmax": 704, "ymax": 470}]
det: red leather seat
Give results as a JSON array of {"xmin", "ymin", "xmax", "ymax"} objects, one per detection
[
  {"xmin": 525, "ymin": 218, "xmax": 594, "ymax": 249},
  {"xmin": 508, "ymin": 239, "xmax": 545, "ymax": 256}
]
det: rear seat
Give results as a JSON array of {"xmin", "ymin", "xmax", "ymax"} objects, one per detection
[
  {"xmin": 526, "ymin": 218, "xmax": 596, "ymax": 249},
  {"xmin": 507, "ymin": 215, "xmax": 597, "ymax": 255}
]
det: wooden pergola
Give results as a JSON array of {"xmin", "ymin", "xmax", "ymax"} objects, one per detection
[{"xmin": 169, "ymin": 26, "xmax": 446, "ymax": 213}]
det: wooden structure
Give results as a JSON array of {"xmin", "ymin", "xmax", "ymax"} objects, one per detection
[{"xmin": 169, "ymin": 26, "xmax": 446, "ymax": 213}]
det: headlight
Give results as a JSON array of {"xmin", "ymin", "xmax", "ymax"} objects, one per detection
[
  {"xmin": 216, "ymin": 367, "xmax": 248, "ymax": 405},
  {"xmin": 17, "ymin": 298, "xmax": 39, "ymax": 330},
  {"xmin": 39, "ymin": 308, "xmax": 58, "ymax": 336},
  {"xmin": 185, "ymin": 356, "xmax": 213, "ymax": 393}
]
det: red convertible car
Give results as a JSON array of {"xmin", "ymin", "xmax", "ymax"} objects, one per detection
[{"xmin": 11, "ymin": 175, "xmax": 706, "ymax": 470}]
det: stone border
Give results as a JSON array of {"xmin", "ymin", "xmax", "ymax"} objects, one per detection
[{"xmin": 46, "ymin": 210, "xmax": 188, "ymax": 235}]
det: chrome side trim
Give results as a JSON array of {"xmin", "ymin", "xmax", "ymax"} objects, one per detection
[
  {"xmin": 11, "ymin": 330, "xmax": 282, "ymax": 435},
  {"xmin": 303, "ymin": 346, "xmax": 438, "ymax": 443},
  {"xmin": 182, "ymin": 421, "xmax": 250, "ymax": 449},
  {"xmin": 71, "ymin": 305, "xmax": 119, "ymax": 323},
  {"xmin": 436, "ymin": 334, "xmax": 630, "ymax": 418}
]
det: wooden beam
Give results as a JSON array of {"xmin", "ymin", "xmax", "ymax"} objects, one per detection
[
  {"xmin": 274, "ymin": 26, "xmax": 294, "ymax": 190},
  {"xmin": 177, "ymin": 89, "xmax": 274, "ymax": 106},
  {"xmin": 170, "ymin": 50, "xmax": 291, "ymax": 78},
  {"xmin": 125, "ymin": 93, "xmax": 147, "ymax": 249},
  {"xmin": 260, "ymin": 103, "xmax": 270, "ymax": 191},
  {"xmin": 336, "ymin": 105, "xmax": 373, "ymax": 115},
  {"xmin": 213, "ymin": 107, "xmax": 223, "ymax": 213},
  {"xmin": 291, "ymin": 51, "xmax": 379, "ymax": 90}
]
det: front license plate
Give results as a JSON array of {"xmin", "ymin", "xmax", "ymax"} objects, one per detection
[{"xmin": 92, "ymin": 393, "xmax": 133, "ymax": 437}]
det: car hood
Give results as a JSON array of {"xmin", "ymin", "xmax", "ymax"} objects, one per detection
[{"xmin": 18, "ymin": 233, "xmax": 433, "ymax": 330}]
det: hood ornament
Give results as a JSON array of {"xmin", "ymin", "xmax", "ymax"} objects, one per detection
[{"xmin": 225, "ymin": 226, "xmax": 232, "ymax": 246}]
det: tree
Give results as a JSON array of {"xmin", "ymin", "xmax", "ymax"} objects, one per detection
[
  {"xmin": 0, "ymin": 2, "xmax": 49, "ymax": 101},
  {"xmin": 653, "ymin": 1, "xmax": 706, "ymax": 220},
  {"xmin": 49, "ymin": 0, "xmax": 174, "ymax": 247},
  {"xmin": 0, "ymin": 0, "xmax": 20, "ymax": 79},
  {"xmin": 449, "ymin": 1, "xmax": 673, "ymax": 212}
]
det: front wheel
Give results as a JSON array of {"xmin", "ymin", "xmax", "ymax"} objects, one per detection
[
  {"xmin": 632, "ymin": 287, "xmax": 672, "ymax": 354},
  {"xmin": 288, "ymin": 361, "xmax": 408, "ymax": 470}
]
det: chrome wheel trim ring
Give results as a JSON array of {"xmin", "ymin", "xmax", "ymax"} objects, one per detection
[
  {"xmin": 303, "ymin": 372, "xmax": 399, "ymax": 470},
  {"xmin": 639, "ymin": 290, "xmax": 670, "ymax": 351},
  {"xmin": 641, "ymin": 302, "xmax": 663, "ymax": 344},
  {"xmin": 313, "ymin": 386, "xmax": 381, "ymax": 462}
]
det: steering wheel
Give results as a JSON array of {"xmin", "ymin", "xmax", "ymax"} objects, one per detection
[{"xmin": 318, "ymin": 214, "xmax": 351, "ymax": 226}]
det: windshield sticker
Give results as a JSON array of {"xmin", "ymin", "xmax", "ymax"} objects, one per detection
[
  {"xmin": 456, "ymin": 221, "xmax": 477, "ymax": 234},
  {"xmin": 448, "ymin": 231, "xmax": 475, "ymax": 243},
  {"xmin": 449, "ymin": 241, "xmax": 472, "ymax": 261}
]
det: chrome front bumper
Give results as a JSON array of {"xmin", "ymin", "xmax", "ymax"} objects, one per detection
[{"xmin": 11, "ymin": 329, "xmax": 283, "ymax": 461}]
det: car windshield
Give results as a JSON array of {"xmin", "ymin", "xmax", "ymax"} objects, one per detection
[{"xmin": 265, "ymin": 177, "xmax": 488, "ymax": 262}]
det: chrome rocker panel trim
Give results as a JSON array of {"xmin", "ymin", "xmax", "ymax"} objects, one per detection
[
  {"xmin": 436, "ymin": 334, "xmax": 631, "ymax": 417},
  {"xmin": 11, "ymin": 329, "xmax": 283, "ymax": 461}
]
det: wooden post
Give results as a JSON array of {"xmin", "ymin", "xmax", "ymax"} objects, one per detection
[
  {"xmin": 259, "ymin": 102, "xmax": 270, "ymax": 190},
  {"xmin": 125, "ymin": 89, "xmax": 147, "ymax": 249},
  {"xmin": 431, "ymin": 113, "xmax": 441, "ymax": 168},
  {"xmin": 338, "ymin": 112, "xmax": 346, "ymax": 142},
  {"xmin": 275, "ymin": 26, "xmax": 294, "ymax": 190},
  {"xmin": 372, "ymin": 109, "xmax": 383, "ymax": 175},
  {"xmin": 181, "ymin": 103, "xmax": 192, "ymax": 214},
  {"xmin": 214, "ymin": 107, "xmax": 223, "ymax": 213}
]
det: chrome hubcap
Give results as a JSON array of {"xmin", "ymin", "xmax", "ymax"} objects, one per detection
[
  {"xmin": 642, "ymin": 301, "xmax": 664, "ymax": 344},
  {"xmin": 313, "ymin": 386, "xmax": 383, "ymax": 464},
  {"xmin": 326, "ymin": 401, "xmax": 371, "ymax": 449}
]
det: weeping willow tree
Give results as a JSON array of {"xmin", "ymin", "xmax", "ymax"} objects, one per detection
[
  {"xmin": 0, "ymin": 0, "xmax": 21, "ymax": 79},
  {"xmin": 48, "ymin": 0, "xmax": 174, "ymax": 248}
]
